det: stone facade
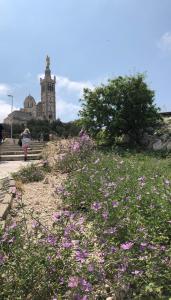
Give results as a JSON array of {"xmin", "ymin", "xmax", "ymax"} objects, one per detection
[{"xmin": 4, "ymin": 56, "xmax": 56, "ymax": 125}]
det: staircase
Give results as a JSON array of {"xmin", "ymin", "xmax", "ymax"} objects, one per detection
[{"xmin": 0, "ymin": 141, "xmax": 44, "ymax": 161}]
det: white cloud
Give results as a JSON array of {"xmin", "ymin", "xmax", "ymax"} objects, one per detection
[
  {"xmin": 158, "ymin": 32, "xmax": 171, "ymax": 52},
  {"xmin": 55, "ymin": 75, "xmax": 93, "ymax": 96},
  {"xmin": 57, "ymin": 98, "xmax": 80, "ymax": 121},
  {"xmin": 38, "ymin": 73, "xmax": 94, "ymax": 97},
  {"xmin": 0, "ymin": 100, "xmax": 18, "ymax": 123},
  {"xmin": 0, "ymin": 83, "xmax": 10, "ymax": 95}
]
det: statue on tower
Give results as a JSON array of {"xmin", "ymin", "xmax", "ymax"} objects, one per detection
[{"xmin": 46, "ymin": 55, "xmax": 50, "ymax": 68}]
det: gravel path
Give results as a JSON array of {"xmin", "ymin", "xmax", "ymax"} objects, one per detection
[{"xmin": 10, "ymin": 173, "xmax": 67, "ymax": 230}]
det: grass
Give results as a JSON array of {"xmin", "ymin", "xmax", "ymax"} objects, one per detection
[{"xmin": 0, "ymin": 145, "xmax": 171, "ymax": 299}]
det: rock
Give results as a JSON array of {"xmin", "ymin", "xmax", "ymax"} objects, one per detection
[
  {"xmin": 152, "ymin": 139, "xmax": 167, "ymax": 151},
  {"xmin": 167, "ymin": 141, "xmax": 171, "ymax": 151},
  {"xmin": 161, "ymin": 133, "xmax": 170, "ymax": 142}
]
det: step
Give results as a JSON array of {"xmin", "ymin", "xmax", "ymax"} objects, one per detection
[
  {"xmin": 0, "ymin": 146, "xmax": 44, "ymax": 151},
  {"xmin": 0, "ymin": 154, "xmax": 42, "ymax": 161},
  {"xmin": 0, "ymin": 144, "xmax": 44, "ymax": 148},
  {"xmin": 0, "ymin": 149, "xmax": 42, "ymax": 155},
  {"xmin": 0, "ymin": 145, "xmax": 44, "ymax": 151}
]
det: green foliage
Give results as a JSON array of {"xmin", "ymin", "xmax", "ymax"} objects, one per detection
[
  {"xmin": 80, "ymin": 74, "xmax": 161, "ymax": 145},
  {"xmin": 1, "ymin": 148, "xmax": 171, "ymax": 299},
  {"xmin": 62, "ymin": 150, "xmax": 171, "ymax": 298},
  {"xmin": 3, "ymin": 119, "xmax": 81, "ymax": 140},
  {"xmin": 12, "ymin": 163, "xmax": 46, "ymax": 183},
  {"xmin": 55, "ymin": 134, "xmax": 94, "ymax": 173}
]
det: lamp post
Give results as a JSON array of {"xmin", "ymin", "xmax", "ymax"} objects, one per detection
[{"xmin": 7, "ymin": 94, "xmax": 13, "ymax": 139}]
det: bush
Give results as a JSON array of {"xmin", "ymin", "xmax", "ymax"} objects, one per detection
[
  {"xmin": 12, "ymin": 163, "xmax": 46, "ymax": 183},
  {"xmin": 55, "ymin": 133, "xmax": 94, "ymax": 173},
  {"xmin": 61, "ymin": 151, "xmax": 171, "ymax": 298}
]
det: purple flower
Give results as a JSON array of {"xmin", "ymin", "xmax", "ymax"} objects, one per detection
[
  {"xmin": 140, "ymin": 242, "xmax": 147, "ymax": 250},
  {"xmin": 46, "ymin": 235, "xmax": 56, "ymax": 246},
  {"xmin": 80, "ymin": 278, "xmax": 92, "ymax": 292},
  {"xmin": 32, "ymin": 220, "xmax": 39, "ymax": 228},
  {"xmin": 88, "ymin": 264, "xmax": 94, "ymax": 272},
  {"xmin": 8, "ymin": 222, "xmax": 17, "ymax": 230},
  {"xmin": 62, "ymin": 239, "xmax": 72, "ymax": 249},
  {"xmin": 75, "ymin": 249, "xmax": 88, "ymax": 263},
  {"xmin": 71, "ymin": 142, "xmax": 80, "ymax": 152},
  {"xmin": 68, "ymin": 276, "xmax": 79, "ymax": 288},
  {"xmin": 120, "ymin": 242, "xmax": 134, "ymax": 250},
  {"xmin": 102, "ymin": 211, "xmax": 109, "ymax": 220},
  {"xmin": 63, "ymin": 210, "xmax": 71, "ymax": 217},
  {"xmin": 8, "ymin": 237, "xmax": 15, "ymax": 244},
  {"xmin": 110, "ymin": 246, "xmax": 116, "ymax": 253},
  {"xmin": 52, "ymin": 211, "xmax": 62, "ymax": 222},
  {"xmin": 112, "ymin": 201, "xmax": 119, "ymax": 207},
  {"xmin": 91, "ymin": 202, "xmax": 102, "ymax": 212}
]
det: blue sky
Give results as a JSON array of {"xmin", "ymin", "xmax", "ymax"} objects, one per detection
[{"xmin": 0, "ymin": 0, "xmax": 171, "ymax": 122}]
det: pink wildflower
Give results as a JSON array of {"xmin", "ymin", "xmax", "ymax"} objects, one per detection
[
  {"xmin": 68, "ymin": 276, "xmax": 79, "ymax": 288},
  {"xmin": 52, "ymin": 211, "xmax": 62, "ymax": 221},
  {"xmin": 102, "ymin": 211, "xmax": 109, "ymax": 220},
  {"xmin": 91, "ymin": 202, "xmax": 102, "ymax": 212},
  {"xmin": 112, "ymin": 201, "xmax": 119, "ymax": 207},
  {"xmin": 120, "ymin": 242, "xmax": 134, "ymax": 250}
]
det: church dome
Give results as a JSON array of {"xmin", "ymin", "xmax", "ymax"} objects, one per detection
[{"xmin": 24, "ymin": 94, "xmax": 36, "ymax": 108}]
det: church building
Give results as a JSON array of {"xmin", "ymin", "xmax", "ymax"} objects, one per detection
[{"xmin": 4, "ymin": 56, "xmax": 56, "ymax": 125}]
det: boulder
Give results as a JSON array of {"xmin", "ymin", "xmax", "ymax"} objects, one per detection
[
  {"xmin": 167, "ymin": 141, "xmax": 171, "ymax": 151},
  {"xmin": 152, "ymin": 139, "xmax": 167, "ymax": 151}
]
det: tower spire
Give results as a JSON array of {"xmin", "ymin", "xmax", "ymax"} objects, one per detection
[{"xmin": 45, "ymin": 55, "xmax": 51, "ymax": 77}]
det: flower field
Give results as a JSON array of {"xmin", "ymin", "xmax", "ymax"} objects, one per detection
[{"xmin": 0, "ymin": 138, "xmax": 171, "ymax": 299}]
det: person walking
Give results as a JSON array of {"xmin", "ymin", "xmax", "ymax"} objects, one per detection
[{"xmin": 21, "ymin": 128, "xmax": 31, "ymax": 161}]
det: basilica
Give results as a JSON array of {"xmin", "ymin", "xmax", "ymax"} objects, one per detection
[{"xmin": 4, "ymin": 56, "xmax": 56, "ymax": 125}]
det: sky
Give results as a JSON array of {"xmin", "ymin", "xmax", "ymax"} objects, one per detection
[{"xmin": 0, "ymin": 0, "xmax": 171, "ymax": 123}]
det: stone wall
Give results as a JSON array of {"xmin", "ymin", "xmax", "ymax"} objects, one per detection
[{"xmin": 141, "ymin": 116, "xmax": 171, "ymax": 151}]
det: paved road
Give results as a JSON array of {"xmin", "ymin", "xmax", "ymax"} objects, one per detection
[{"xmin": 0, "ymin": 161, "xmax": 39, "ymax": 179}]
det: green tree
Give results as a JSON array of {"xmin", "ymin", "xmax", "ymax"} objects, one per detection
[{"xmin": 80, "ymin": 74, "xmax": 161, "ymax": 145}]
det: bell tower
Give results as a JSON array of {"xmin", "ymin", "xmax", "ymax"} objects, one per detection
[{"xmin": 40, "ymin": 56, "xmax": 56, "ymax": 121}]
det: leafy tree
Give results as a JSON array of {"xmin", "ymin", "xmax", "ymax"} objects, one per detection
[
  {"xmin": 80, "ymin": 74, "xmax": 161, "ymax": 145},
  {"xmin": 3, "ymin": 119, "xmax": 81, "ymax": 140}
]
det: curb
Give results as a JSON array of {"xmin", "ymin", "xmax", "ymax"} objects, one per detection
[{"xmin": 0, "ymin": 177, "xmax": 16, "ymax": 230}]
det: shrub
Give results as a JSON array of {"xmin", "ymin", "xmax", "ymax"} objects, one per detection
[
  {"xmin": 55, "ymin": 133, "xmax": 94, "ymax": 173},
  {"xmin": 12, "ymin": 163, "xmax": 46, "ymax": 183}
]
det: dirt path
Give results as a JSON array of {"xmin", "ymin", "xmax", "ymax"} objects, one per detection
[{"xmin": 10, "ymin": 173, "xmax": 67, "ymax": 230}]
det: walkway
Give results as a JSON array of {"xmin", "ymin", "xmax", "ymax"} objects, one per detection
[{"xmin": 0, "ymin": 161, "xmax": 39, "ymax": 180}]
